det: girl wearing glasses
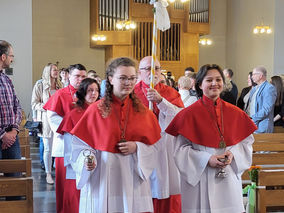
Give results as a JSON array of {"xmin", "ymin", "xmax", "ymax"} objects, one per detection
[{"xmin": 70, "ymin": 57, "xmax": 161, "ymax": 213}]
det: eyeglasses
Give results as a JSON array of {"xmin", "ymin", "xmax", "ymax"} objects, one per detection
[
  {"xmin": 252, "ymin": 72, "xmax": 262, "ymax": 76},
  {"xmin": 6, "ymin": 54, "xmax": 14, "ymax": 58},
  {"xmin": 139, "ymin": 66, "xmax": 161, "ymax": 72},
  {"xmin": 116, "ymin": 76, "xmax": 137, "ymax": 83}
]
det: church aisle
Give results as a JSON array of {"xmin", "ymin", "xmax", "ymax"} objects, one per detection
[{"xmin": 30, "ymin": 137, "xmax": 56, "ymax": 212}]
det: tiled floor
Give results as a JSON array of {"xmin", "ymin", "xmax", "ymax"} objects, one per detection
[{"xmin": 31, "ymin": 138, "xmax": 56, "ymax": 213}]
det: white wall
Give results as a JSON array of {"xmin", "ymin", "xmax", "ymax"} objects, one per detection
[
  {"xmin": 273, "ymin": 0, "xmax": 284, "ymax": 75},
  {"xmin": 0, "ymin": 0, "xmax": 33, "ymax": 116},
  {"xmin": 32, "ymin": 0, "xmax": 105, "ymax": 83},
  {"xmin": 226, "ymin": 0, "xmax": 275, "ymax": 90},
  {"xmin": 199, "ymin": 0, "xmax": 227, "ymax": 69}
]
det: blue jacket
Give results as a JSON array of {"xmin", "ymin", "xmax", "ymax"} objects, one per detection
[{"xmin": 251, "ymin": 81, "xmax": 277, "ymax": 133}]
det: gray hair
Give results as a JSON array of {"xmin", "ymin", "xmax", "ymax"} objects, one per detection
[
  {"xmin": 178, "ymin": 76, "xmax": 191, "ymax": 89},
  {"xmin": 254, "ymin": 66, "xmax": 267, "ymax": 77}
]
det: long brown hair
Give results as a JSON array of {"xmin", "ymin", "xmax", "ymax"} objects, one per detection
[
  {"xmin": 271, "ymin": 76, "xmax": 284, "ymax": 107},
  {"xmin": 98, "ymin": 57, "xmax": 143, "ymax": 118}
]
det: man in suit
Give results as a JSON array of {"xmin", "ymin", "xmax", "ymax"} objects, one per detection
[{"xmin": 248, "ymin": 66, "xmax": 277, "ymax": 133}]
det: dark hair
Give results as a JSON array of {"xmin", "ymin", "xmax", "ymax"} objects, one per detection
[
  {"xmin": 76, "ymin": 78, "xmax": 100, "ymax": 108},
  {"xmin": 88, "ymin": 70, "xmax": 96, "ymax": 75},
  {"xmin": 167, "ymin": 71, "xmax": 172, "ymax": 77},
  {"xmin": 0, "ymin": 40, "xmax": 12, "ymax": 56},
  {"xmin": 68, "ymin": 64, "xmax": 87, "ymax": 75},
  {"xmin": 271, "ymin": 76, "xmax": 284, "ymax": 107},
  {"xmin": 195, "ymin": 64, "xmax": 225, "ymax": 97},
  {"xmin": 185, "ymin": 67, "xmax": 195, "ymax": 72},
  {"xmin": 225, "ymin": 68, "xmax": 234, "ymax": 78},
  {"xmin": 98, "ymin": 57, "xmax": 143, "ymax": 117},
  {"xmin": 60, "ymin": 68, "xmax": 69, "ymax": 73},
  {"xmin": 160, "ymin": 73, "xmax": 170, "ymax": 86},
  {"xmin": 248, "ymin": 72, "xmax": 257, "ymax": 87}
]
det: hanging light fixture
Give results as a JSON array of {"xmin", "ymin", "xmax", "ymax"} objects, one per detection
[
  {"xmin": 199, "ymin": 38, "xmax": 212, "ymax": 46},
  {"xmin": 253, "ymin": 25, "xmax": 272, "ymax": 34},
  {"xmin": 116, "ymin": 20, "xmax": 136, "ymax": 30},
  {"xmin": 92, "ymin": 34, "xmax": 106, "ymax": 41}
]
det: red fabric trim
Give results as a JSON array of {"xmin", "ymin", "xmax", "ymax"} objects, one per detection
[
  {"xmin": 55, "ymin": 157, "xmax": 65, "ymax": 213},
  {"xmin": 63, "ymin": 179, "xmax": 80, "ymax": 213},
  {"xmin": 57, "ymin": 106, "xmax": 87, "ymax": 135},
  {"xmin": 152, "ymin": 195, "xmax": 181, "ymax": 213},
  {"xmin": 166, "ymin": 96, "xmax": 257, "ymax": 148}
]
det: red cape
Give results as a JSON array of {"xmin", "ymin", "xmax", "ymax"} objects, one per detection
[
  {"xmin": 134, "ymin": 81, "xmax": 184, "ymax": 117},
  {"xmin": 71, "ymin": 95, "xmax": 161, "ymax": 153},
  {"xmin": 57, "ymin": 105, "xmax": 88, "ymax": 135},
  {"xmin": 43, "ymin": 85, "xmax": 77, "ymax": 117},
  {"xmin": 165, "ymin": 96, "xmax": 257, "ymax": 148}
]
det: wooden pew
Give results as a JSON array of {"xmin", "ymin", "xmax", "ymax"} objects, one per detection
[
  {"xmin": 257, "ymin": 169, "xmax": 284, "ymax": 213},
  {"xmin": 243, "ymin": 134, "xmax": 284, "ymax": 212},
  {"xmin": 253, "ymin": 133, "xmax": 284, "ymax": 142},
  {"xmin": 274, "ymin": 126, "xmax": 284, "ymax": 133},
  {"xmin": 18, "ymin": 135, "xmax": 29, "ymax": 146},
  {"xmin": 0, "ymin": 159, "xmax": 32, "ymax": 177},
  {"xmin": 0, "ymin": 177, "xmax": 33, "ymax": 213},
  {"xmin": 20, "ymin": 145, "xmax": 31, "ymax": 159},
  {"xmin": 18, "ymin": 133, "xmax": 31, "ymax": 159}
]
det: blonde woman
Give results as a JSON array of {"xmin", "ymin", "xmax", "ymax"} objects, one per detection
[{"xmin": 31, "ymin": 63, "xmax": 62, "ymax": 184}]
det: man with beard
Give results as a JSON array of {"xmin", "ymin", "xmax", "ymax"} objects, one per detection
[{"xmin": 0, "ymin": 40, "xmax": 22, "ymax": 175}]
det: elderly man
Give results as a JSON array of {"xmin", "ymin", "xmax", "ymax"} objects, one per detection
[
  {"xmin": 248, "ymin": 66, "xmax": 277, "ymax": 133},
  {"xmin": 178, "ymin": 76, "xmax": 198, "ymax": 107},
  {"xmin": 44, "ymin": 64, "xmax": 87, "ymax": 213},
  {"xmin": 135, "ymin": 56, "xmax": 184, "ymax": 213},
  {"xmin": 0, "ymin": 40, "xmax": 22, "ymax": 175}
]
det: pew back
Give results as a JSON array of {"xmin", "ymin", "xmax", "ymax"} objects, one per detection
[
  {"xmin": 250, "ymin": 133, "xmax": 284, "ymax": 213},
  {"xmin": 0, "ymin": 159, "xmax": 32, "ymax": 177},
  {"xmin": 0, "ymin": 177, "xmax": 33, "ymax": 213}
]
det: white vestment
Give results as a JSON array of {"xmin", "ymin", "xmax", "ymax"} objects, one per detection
[
  {"xmin": 150, "ymin": 98, "xmax": 182, "ymax": 199},
  {"xmin": 173, "ymin": 134, "xmax": 254, "ymax": 213},
  {"xmin": 71, "ymin": 136, "xmax": 158, "ymax": 213},
  {"xmin": 47, "ymin": 110, "xmax": 64, "ymax": 157}
]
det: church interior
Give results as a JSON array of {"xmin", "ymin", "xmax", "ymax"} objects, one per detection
[{"xmin": 1, "ymin": 0, "xmax": 284, "ymax": 212}]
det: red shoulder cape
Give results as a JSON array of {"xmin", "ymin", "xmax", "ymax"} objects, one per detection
[
  {"xmin": 71, "ymin": 96, "xmax": 161, "ymax": 153},
  {"xmin": 43, "ymin": 85, "xmax": 77, "ymax": 117},
  {"xmin": 165, "ymin": 96, "xmax": 257, "ymax": 148},
  {"xmin": 57, "ymin": 106, "xmax": 87, "ymax": 135},
  {"xmin": 134, "ymin": 81, "xmax": 184, "ymax": 117}
]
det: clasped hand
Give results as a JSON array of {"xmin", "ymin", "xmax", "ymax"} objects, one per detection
[
  {"xmin": 208, "ymin": 150, "xmax": 233, "ymax": 168},
  {"xmin": 117, "ymin": 141, "xmax": 137, "ymax": 155},
  {"xmin": 1, "ymin": 129, "xmax": 17, "ymax": 149}
]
